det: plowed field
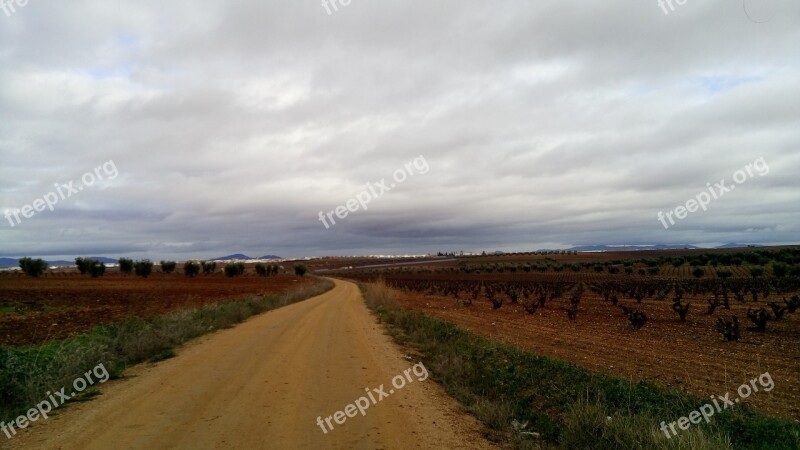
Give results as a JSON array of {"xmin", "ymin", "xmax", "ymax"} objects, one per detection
[
  {"xmin": 0, "ymin": 273, "xmax": 313, "ymax": 347},
  {"xmin": 390, "ymin": 287, "xmax": 800, "ymax": 422}
]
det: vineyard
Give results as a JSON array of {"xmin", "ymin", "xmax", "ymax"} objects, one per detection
[
  {"xmin": 346, "ymin": 272, "xmax": 800, "ymax": 337},
  {"xmin": 343, "ymin": 269, "xmax": 800, "ymax": 421}
]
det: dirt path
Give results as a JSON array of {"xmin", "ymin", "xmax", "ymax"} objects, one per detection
[{"xmin": 7, "ymin": 279, "xmax": 494, "ymax": 450}]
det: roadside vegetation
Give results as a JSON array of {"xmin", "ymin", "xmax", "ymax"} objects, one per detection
[
  {"xmin": 0, "ymin": 278, "xmax": 333, "ymax": 423},
  {"xmin": 362, "ymin": 280, "xmax": 800, "ymax": 450}
]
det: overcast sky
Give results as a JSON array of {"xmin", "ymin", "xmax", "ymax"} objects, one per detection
[{"xmin": 1, "ymin": 0, "xmax": 798, "ymax": 261}]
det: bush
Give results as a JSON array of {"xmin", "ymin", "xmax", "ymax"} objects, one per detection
[
  {"xmin": 118, "ymin": 258, "xmax": 133, "ymax": 273},
  {"xmin": 692, "ymin": 267, "xmax": 705, "ymax": 278},
  {"xmin": 183, "ymin": 261, "xmax": 200, "ymax": 278},
  {"xmin": 254, "ymin": 263, "xmax": 267, "ymax": 276},
  {"xmin": 134, "ymin": 260, "xmax": 154, "ymax": 278},
  {"xmin": 750, "ymin": 266, "xmax": 764, "ymax": 278},
  {"xmin": 294, "ymin": 264, "xmax": 308, "ymax": 276},
  {"xmin": 76, "ymin": 258, "xmax": 105, "ymax": 277},
  {"xmin": 607, "ymin": 265, "xmax": 620, "ymax": 274},
  {"xmin": 772, "ymin": 263, "xmax": 788, "ymax": 278},
  {"xmin": 647, "ymin": 267, "xmax": 660, "ymax": 275},
  {"xmin": 224, "ymin": 262, "xmax": 246, "ymax": 277},
  {"xmin": 19, "ymin": 257, "xmax": 47, "ymax": 277},
  {"xmin": 716, "ymin": 269, "xmax": 733, "ymax": 279},
  {"xmin": 75, "ymin": 257, "xmax": 91, "ymax": 274},
  {"xmin": 160, "ymin": 261, "xmax": 177, "ymax": 274},
  {"xmin": 270, "ymin": 265, "xmax": 281, "ymax": 275},
  {"xmin": 201, "ymin": 261, "xmax": 217, "ymax": 274},
  {"xmin": 88, "ymin": 261, "xmax": 106, "ymax": 278},
  {"xmin": 624, "ymin": 266, "xmax": 633, "ymax": 275}
]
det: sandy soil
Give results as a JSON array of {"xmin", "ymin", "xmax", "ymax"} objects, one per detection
[{"xmin": 5, "ymin": 279, "xmax": 495, "ymax": 450}]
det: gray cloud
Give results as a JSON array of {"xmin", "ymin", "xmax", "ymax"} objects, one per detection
[{"xmin": 1, "ymin": 0, "xmax": 798, "ymax": 260}]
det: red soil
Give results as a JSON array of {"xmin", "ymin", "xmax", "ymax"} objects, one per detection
[
  {"xmin": 390, "ymin": 287, "xmax": 800, "ymax": 422},
  {"xmin": 0, "ymin": 272, "xmax": 313, "ymax": 347}
]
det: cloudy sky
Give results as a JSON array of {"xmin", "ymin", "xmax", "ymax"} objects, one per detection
[{"xmin": 1, "ymin": 0, "xmax": 798, "ymax": 260}]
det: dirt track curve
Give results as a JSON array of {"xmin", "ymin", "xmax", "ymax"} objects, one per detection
[{"xmin": 7, "ymin": 279, "xmax": 494, "ymax": 450}]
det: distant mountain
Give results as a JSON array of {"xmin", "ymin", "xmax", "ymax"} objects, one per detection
[
  {"xmin": 715, "ymin": 243, "xmax": 762, "ymax": 249},
  {"xmin": 258, "ymin": 255, "xmax": 282, "ymax": 260},
  {"xmin": 0, "ymin": 258, "xmax": 19, "ymax": 268},
  {"xmin": 48, "ymin": 260, "xmax": 75, "ymax": 266},
  {"xmin": 567, "ymin": 244, "xmax": 700, "ymax": 252},
  {"xmin": 210, "ymin": 254, "xmax": 253, "ymax": 261},
  {"xmin": 0, "ymin": 257, "xmax": 111, "ymax": 268},
  {"xmin": 83, "ymin": 257, "xmax": 118, "ymax": 264}
]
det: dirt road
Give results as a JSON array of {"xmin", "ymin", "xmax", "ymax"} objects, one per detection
[{"xmin": 7, "ymin": 279, "xmax": 494, "ymax": 450}]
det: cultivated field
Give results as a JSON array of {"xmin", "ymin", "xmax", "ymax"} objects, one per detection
[
  {"xmin": 0, "ymin": 272, "xmax": 313, "ymax": 347},
  {"xmin": 338, "ymin": 248, "xmax": 800, "ymax": 423}
]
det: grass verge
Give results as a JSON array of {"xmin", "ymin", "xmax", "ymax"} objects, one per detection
[
  {"xmin": 0, "ymin": 277, "xmax": 334, "ymax": 422},
  {"xmin": 361, "ymin": 280, "xmax": 800, "ymax": 450}
]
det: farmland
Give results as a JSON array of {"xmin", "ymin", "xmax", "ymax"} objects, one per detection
[
  {"xmin": 338, "ymin": 247, "xmax": 800, "ymax": 423},
  {"xmin": 0, "ymin": 271, "xmax": 314, "ymax": 347}
]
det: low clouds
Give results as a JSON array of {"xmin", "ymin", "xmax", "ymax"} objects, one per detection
[{"xmin": 1, "ymin": 0, "xmax": 798, "ymax": 259}]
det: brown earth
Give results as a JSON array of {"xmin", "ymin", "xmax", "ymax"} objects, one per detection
[
  {"xmin": 0, "ymin": 273, "xmax": 313, "ymax": 347},
  {"xmin": 389, "ymin": 286, "xmax": 800, "ymax": 423},
  {"xmin": 6, "ymin": 279, "xmax": 495, "ymax": 450}
]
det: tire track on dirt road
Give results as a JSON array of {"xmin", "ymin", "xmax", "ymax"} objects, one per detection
[{"xmin": 8, "ymin": 279, "xmax": 495, "ymax": 450}]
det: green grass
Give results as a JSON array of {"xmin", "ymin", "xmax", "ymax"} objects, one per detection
[
  {"xmin": 0, "ymin": 278, "xmax": 334, "ymax": 422},
  {"xmin": 360, "ymin": 281, "xmax": 800, "ymax": 450},
  {"xmin": 0, "ymin": 303, "xmax": 64, "ymax": 314}
]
